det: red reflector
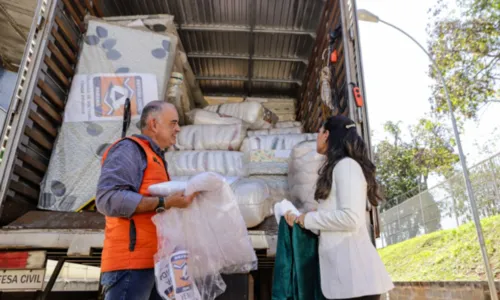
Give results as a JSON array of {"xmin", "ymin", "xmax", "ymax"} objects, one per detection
[{"xmin": 0, "ymin": 252, "xmax": 30, "ymax": 269}]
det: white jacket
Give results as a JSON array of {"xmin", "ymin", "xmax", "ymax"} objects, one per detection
[{"xmin": 304, "ymin": 158, "xmax": 394, "ymax": 299}]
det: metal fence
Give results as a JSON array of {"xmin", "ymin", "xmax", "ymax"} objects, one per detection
[{"xmin": 379, "ymin": 152, "xmax": 500, "ymax": 247}]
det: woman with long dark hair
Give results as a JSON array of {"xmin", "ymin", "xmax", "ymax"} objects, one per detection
[{"xmin": 285, "ymin": 115, "xmax": 393, "ymax": 300}]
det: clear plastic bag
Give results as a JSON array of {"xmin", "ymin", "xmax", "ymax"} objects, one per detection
[{"xmin": 151, "ymin": 172, "xmax": 257, "ymax": 300}]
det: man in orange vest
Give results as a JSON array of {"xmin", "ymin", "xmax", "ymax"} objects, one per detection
[{"xmin": 96, "ymin": 101, "xmax": 196, "ymax": 299}]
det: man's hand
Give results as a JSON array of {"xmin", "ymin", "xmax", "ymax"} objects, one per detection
[{"xmin": 165, "ymin": 191, "xmax": 199, "ymax": 209}]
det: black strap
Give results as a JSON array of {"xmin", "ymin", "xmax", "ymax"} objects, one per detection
[
  {"xmin": 129, "ymin": 219, "xmax": 137, "ymax": 252},
  {"xmin": 122, "ymin": 98, "xmax": 131, "ymax": 138}
]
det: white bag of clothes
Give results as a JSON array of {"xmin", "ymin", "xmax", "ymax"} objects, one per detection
[
  {"xmin": 203, "ymin": 102, "xmax": 278, "ymax": 130},
  {"xmin": 245, "ymin": 150, "xmax": 291, "ymax": 175},
  {"xmin": 151, "ymin": 172, "xmax": 257, "ymax": 300},
  {"xmin": 186, "ymin": 109, "xmax": 246, "ymax": 126},
  {"xmin": 165, "ymin": 151, "xmax": 247, "ymax": 177},
  {"xmin": 250, "ymin": 175, "xmax": 289, "ymax": 203},
  {"xmin": 172, "ymin": 124, "xmax": 246, "ymax": 151},
  {"xmin": 274, "ymin": 121, "xmax": 302, "ymax": 128},
  {"xmin": 288, "ymin": 141, "xmax": 325, "ymax": 212},
  {"xmin": 240, "ymin": 133, "xmax": 317, "ymax": 152},
  {"xmin": 247, "ymin": 127, "xmax": 303, "ymax": 137},
  {"xmin": 231, "ymin": 178, "xmax": 271, "ymax": 228}
]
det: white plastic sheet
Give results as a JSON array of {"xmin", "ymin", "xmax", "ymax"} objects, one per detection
[
  {"xmin": 288, "ymin": 141, "xmax": 325, "ymax": 212},
  {"xmin": 231, "ymin": 178, "xmax": 271, "ymax": 228},
  {"xmin": 172, "ymin": 124, "xmax": 246, "ymax": 151},
  {"xmin": 151, "ymin": 172, "xmax": 257, "ymax": 300},
  {"xmin": 245, "ymin": 150, "xmax": 291, "ymax": 175},
  {"xmin": 240, "ymin": 133, "xmax": 317, "ymax": 152},
  {"xmin": 165, "ymin": 151, "xmax": 247, "ymax": 177}
]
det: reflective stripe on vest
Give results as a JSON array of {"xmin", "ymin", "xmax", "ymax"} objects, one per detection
[{"xmin": 100, "ymin": 136, "xmax": 169, "ymax": 272}]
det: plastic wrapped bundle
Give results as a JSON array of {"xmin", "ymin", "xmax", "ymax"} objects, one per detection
[
  {"xmin": 288, "ymin": 141, "xmax": 325, "ymax": 212},
  {"xmin": 186, "ymin": 109, "xmax": 246, "ymax": 126},
  {"xmin": 204, "ymin": 102, "xmax": 278, "ymax": 130},
  {"xmin": 172, "ymin": 124, "xmax": 246, "ymax": 151},
  {"xmin": 231, "ymin": 178, "xmax": 271, "ymax": 228},
  {"xmin": 38, "ymin": 19, "xmax": 177, "ymax": 211},
  {"xmin": 151, "ymin": 172, "xmax": 257, "ymax": 300},
  {"xmin": 247, "ymin": 126, "xmax": 303, "ymax": 137},
  {"xmin": 165, "ymin": 151, "xmax": 247, "ymax": 177},
  {"xmin": 245, "ymin": 150, "xmax": 291, "ymax": 175},
  {"xmin": 250, "ymin": 175, "xmax": 289, "ymax": 203},
  {"xmin": 274, "ymin": 121, "xmax": 302, "ymax": 128},
  {"xmin": 240, "ymin": 133, "xmax": 317, "ymax": 152}
]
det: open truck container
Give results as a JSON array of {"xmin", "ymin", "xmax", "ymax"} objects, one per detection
[{"xmin": 0, "ymin": 0, "xmax": 378, "ymax": 298}]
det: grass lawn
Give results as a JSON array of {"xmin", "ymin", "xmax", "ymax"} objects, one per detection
[{"xmin": 378, "ymin": 214, "xmax": 500, "ymax": 281}]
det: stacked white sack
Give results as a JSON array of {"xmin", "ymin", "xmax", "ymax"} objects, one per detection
[
  {"xmin": 204, "ymin": 102, "xmax": 278, "ymax": 130},
  {"xmin": 231, "ymin": 178, "xmax": 271, "ymax": 228},
  {"xmin": 240, "ymin": 133, "xmax": 317, "ymax": 152},
  {"xmin": 165, "ymin": 151, "xmax": 247, "ymax": 177},
  {"xmin": 249, "ymin": 175, "xmax": 289, "ymax": 203},
  {"xmin": 275, "ymin": 121, "xmax": 302, "ymax": 128},
  {"xmin": 288, "ymin": 141, "xmax": 325, "ymax": 212},
  {"xmin": 247, "ymin": 126, "xmax": 303, "ymax": 137},
  {"xmin": 172, "ymin": 124, "xmax": 246, "ymax": 151},
  {"xmin": 186, "ymin": 109, "xmax": 246, "ymax": 126},
  {"xmin": 245, "ymin": 150, "xmax": 291, "ymax": 175}
]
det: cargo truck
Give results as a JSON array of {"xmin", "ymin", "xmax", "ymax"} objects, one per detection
[{"xmin": 0, "ymin": 0, "xmax": 378, "ymax": 298}]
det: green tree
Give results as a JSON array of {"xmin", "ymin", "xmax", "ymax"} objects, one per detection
[{"xmin": 427, "ymin": 0, "xmax": 500, "ymax": 120}]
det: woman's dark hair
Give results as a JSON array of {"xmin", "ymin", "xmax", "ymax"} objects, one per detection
[{"xmin": 314, "ymin": 115, "xmax": 383, "ymax": 206}]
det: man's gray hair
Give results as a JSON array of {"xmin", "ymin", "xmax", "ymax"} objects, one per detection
[{"xmin": 139, "ymin": 100, "xmax": 168, "ymax": 131}]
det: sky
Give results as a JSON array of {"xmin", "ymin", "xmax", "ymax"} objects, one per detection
[{"xmin": 357, "ymin": 0, "xmax": 500, "ymax": 188}]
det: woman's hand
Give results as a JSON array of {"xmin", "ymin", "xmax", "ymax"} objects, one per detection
[
  {"xmin": 284, "ymin": 210, "xmax": 297, "ymax": 227},
  {"xmin": 296, "ymin": 214, "xmax": 306, "ymax": 228}
]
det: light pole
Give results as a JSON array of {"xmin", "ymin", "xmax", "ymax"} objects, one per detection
[{"xmin": 357, "ymin": 9, "xmax": 498, "ymax": 299}]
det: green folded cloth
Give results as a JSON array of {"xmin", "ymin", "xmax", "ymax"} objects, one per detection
[{"xmin": 272, "ymin": 217, "xmax": 326, "ymax": 300}]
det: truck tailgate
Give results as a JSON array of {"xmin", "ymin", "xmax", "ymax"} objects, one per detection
[{"xmin": 0, "ymin": 211, "xmax": 278, "ymax": 264}]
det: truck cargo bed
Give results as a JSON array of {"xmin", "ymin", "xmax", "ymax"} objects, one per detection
[{"xmin": 0, "ymin": 211, "xmax": 278, "ymax": 268}]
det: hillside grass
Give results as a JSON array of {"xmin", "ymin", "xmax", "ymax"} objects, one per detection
[{"xmin": 378, "ymin": 214, "xmax": 500, "ymax": 281}]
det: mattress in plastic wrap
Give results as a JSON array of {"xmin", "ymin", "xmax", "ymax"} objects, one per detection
[
  {"xmin": 165, "ymin": 151, "xmax": 247, "ymax": 177},
  {"xmin": 204, "ymin": 102, "xmax": 278, "ymax": 130},
  {"xmin": 247, "ymin": 126, "xmax": 303, "ymax": 137},
  {"xmin": 250, "ymin": 175, "xmax": 289, "ymax": 203},
  {"xmin": 240, "ymin": 133, "xmax": 317, "ymax": 152},
  {"xmin": 186, "ymin": 109, "xmax": 246, "ymax": 126},
  {"xmin": 231, "ymin": 178, "xmax": 271, "ymax": 228},
  {"xmin": 245, "ymin": 150, "xmax": 291, "ymax": 175},
  {"xmin": 172, "ymin": 124, "xmax": 246, "ymax": 151},
  {"xmin": 288, "ymin": 141, "xmax": 325, "ymax": 212},
  {"xmin": 38, "ymin": 19, "xmax": 177, "ymax": 211}
]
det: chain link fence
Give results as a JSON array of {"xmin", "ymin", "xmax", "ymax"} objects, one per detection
[{"xmin": 379, "ymin": 152, "xmax": 500, "ymax": 247}]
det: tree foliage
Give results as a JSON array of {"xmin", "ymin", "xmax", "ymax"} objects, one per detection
[
  {"xmin": 427, "ymin": 0, "xmax": 500, "ymax": 120},
  {"xmin": 374, "ymin": 119, "xmax": 459, "ymax": 209}
]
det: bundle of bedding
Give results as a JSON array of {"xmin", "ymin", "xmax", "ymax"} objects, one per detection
[
  {"xmin": 165, "ymin": 151, "xmax": 247, "ymax": 177},
  {"xmin": 39, "ymin": 18, "xmax": 177, "ymax": 211},
  {"xmin": 203, "ymin": 102, "xmax": 278, "ymax": 130},
  {"xmin": 171, "ymin": 124, "xmax": 246, "ymax": 151}
]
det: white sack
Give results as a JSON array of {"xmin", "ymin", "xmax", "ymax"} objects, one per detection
[
  {"xmin": 288, "ymin": 141, "xmax": 325, "ymax": 212},
  {"xmin": 247, "ymin": 127, "xmax": 303, "ymax": 137},
  {"xmin": 231, "ymin": 178, "xmax": 271, "ymax": 228},
  {"xmin": 165, "ymin": 151, "xmax": 247, "ymax": 177},
  {"xmin": 240, "ymin": 133, "xmax": 317, "ymax": 152},
  {"xmin": 275, "ymin": 121, "xmax": 302, "ymax": 128},
  {"xmin": 204, "ymin": 102, "xmax": 278, "ymax": 130},
  {"xmin": 245, "ymin": 150, "xmax": 291, "ymax": 175},
  {"xmin": 250, "ymin": 175, "xmax": 289, "ymax": 203},
  {"xmin": 186, "ymin": 109, "xmax": 246, "ymax": 126},
  {"xmin": 152, "ymin": 172, "xmax": 257, "ymax": 300},
  {"xmin": 172, "ymin": 124, "xmax": 246, "ymax": 151}
]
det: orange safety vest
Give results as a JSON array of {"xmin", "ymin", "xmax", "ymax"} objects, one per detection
[{"xmin": 100, "ymin": 136, "xmax": 169, "ymax": 272}]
